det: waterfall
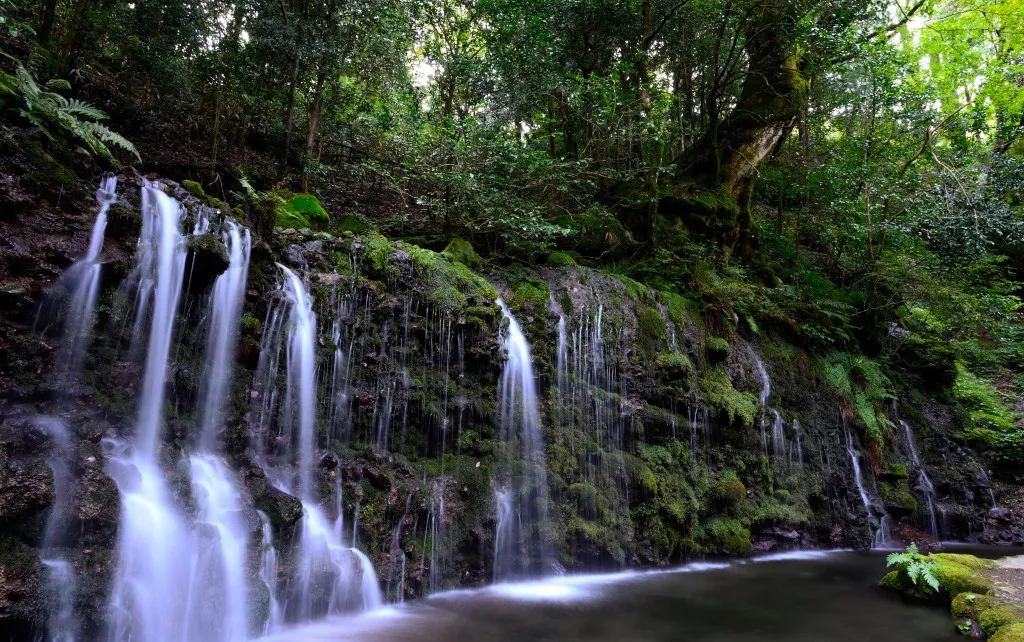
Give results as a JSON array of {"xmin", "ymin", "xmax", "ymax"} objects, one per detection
[
  {"xmin": 35, "ymin": 417, "xmax": 78, "ymax": 642},
  {"xmin": 54, "ymin": 175, "xmax": 117, "ymax": 377},
  {"xmin": 134, "ymin": 182, "xmax": 188, "ymax": 459},
  {"xmin": 264, "ymin": 265, "xmax": 382, "ymax": 619},
  {"xmin": 844, "ymin": 422, "xmax": 893, "ymax": 548},
  {"xmin": 279, "ymin": 265, "xmax": 318, "ymax": 498},
  {"xmin": 753, "ymin": 351, "xmax": 770, "ymax": 455},
  {"xmin": 771, "ymin": 410, "xmax": 786, "ymax": 463},
  {"xmin": 106, "ymin": 182, "xmax": 193, "ymax": 642},
  {"xmin": 258, "ymin": 512, "xmax": 282, "ymax": 634},
  {"xmin": 197, "ymin": 220, "xmax": 251, "ymax": 449},
  {"xmin": 494, "ymin": 299, "xmax": 552, "ymax": 581},
  {"xmin": 899, "ymin": 420, "xmax": 939, "ymax": 538},
  {"xmin": 187, "ymin": 455, "xmax": 249, "ymax": 642}
]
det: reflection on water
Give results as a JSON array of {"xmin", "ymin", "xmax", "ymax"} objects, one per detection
[{"xmin": 260, "ymin": 551, "xmax": 973, "ymax": 642}]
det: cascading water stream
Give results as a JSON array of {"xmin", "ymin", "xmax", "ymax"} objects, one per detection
[
  {"xmin": 35, "ymin": 417, "xmax": 78, "ymax": 642},
  {"xmin": 494, "ymin": 299, "xmax": 552, "ymax": 581},
  {"xmin": 844, "ymin": 421, "xmax": 893, "ymax": 548},
  {"xmin": 898, "ymin": 420, "xmax": 939, "ymax": 538},
  {"xmin": 258, "ymin": 512, "xmax": 283, "ymax": 634},
  {"xmin": 197, "ymin": 221, "xmax": 251, "ymax": 449},
  {"xmin": 753, "ymin": 351, "xmax": 771, "ymax": 456},
  {"xmin": 106, "ymin": 181, "xmax": 193, "ymax": 642},
  {"xmin": 53, "ymin": 175, "xmax": 118, "ymax": 377},
  {"xmin": 269, "ymin": 265, "xmax": 382, "ymax": 620}
]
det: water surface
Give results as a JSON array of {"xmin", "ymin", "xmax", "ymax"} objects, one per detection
[{"xmin": 262, "ymin": 551, "xmax": 966, "ymax": 641}]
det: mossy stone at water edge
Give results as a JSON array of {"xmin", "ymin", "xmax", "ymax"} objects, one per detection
[{"xmin": 993, "ymin": 624, "xmax": 1024, "ymax": 642}]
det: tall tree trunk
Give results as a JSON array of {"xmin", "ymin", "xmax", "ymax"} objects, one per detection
[
  {"xmin": 59, "ymin": 0, "xmax": 89, "ymax": 74},
  {"xmin": 39, "ymin": 0, "xmax": 59, "ymax": 46},
  {"xmin": 301, "ymin": 68, "xmax": 327, "ymax": 192},
  {"xmin": 278, "ymin": 56, "xmax": 302, "ymax": 184},
  {"xmin": 659, "ymin": 3, "xmax": 810, "ymax": 257}
]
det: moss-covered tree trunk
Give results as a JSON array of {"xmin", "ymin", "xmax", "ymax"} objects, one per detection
[{"xmin": 657, "ymin": 4, "xmax": 810, "ymax": 258}]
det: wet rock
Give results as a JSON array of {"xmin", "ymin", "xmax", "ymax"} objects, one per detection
[
  {"xmin": 0, "ymin": 459, "xmax": 54, "ymax": 523},
  {"xmin": 256, "ymin": 485, "xmax": 303, "ymax": 531},
  {"xmin": 76, "ymin": 467, "xmax": 121, "ymax": 541},
  {"xmin": 0, "ymin": 535, "xmax": 41, "ymax": 622},
  {"xmin": 185, "ymin": 234, "xmax": 229, "ymax": 292}
]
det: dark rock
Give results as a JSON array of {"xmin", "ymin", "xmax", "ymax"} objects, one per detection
[{"xmin": 0, "ymin": 459, "xmax": 54, "ymax": 523}]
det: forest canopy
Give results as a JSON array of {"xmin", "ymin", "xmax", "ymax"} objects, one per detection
[{"xmin": 2, "ymin": 0, "xmax": 1023, "ymax": 460}]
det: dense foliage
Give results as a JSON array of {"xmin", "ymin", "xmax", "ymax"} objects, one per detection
[{"xmin": 1, "ymin": 0, "xmax": 1022, "ymax": 465}]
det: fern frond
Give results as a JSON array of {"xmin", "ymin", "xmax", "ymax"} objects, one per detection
[
  {"xmin": 64, "ymin": 98, "xmax": 108, "ymax": 120},
  {"xmin": 83, "ymin": 121, "xmax": 141, "ymax": 160}
]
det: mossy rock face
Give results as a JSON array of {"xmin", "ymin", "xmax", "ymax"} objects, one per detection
[
  {"xmin": 546, "ymin": 252, "xmax": 578, "ymax": 268},
  {"xmin": 442, "ymin": 237, "xmax": 483, "ymax": 269},
  {"xmin": 698, "ymin": 369, "xmax": 757, "ymax": 427},
  {"xmin": 706, "ymin": 337, "xmax": 731, "ymax": 362},
  {"xmin": 553, "ymin": 209, "xmax": 634, "ymax": 259},
  {"xmin": 707, "ymin": 518, "xmax": 752, "ymax": 555},
  {"xmin": 878, "ymin": 479, "xmax": 917, "ymax": 517}
]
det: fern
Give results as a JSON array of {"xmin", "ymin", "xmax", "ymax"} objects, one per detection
[
  {"xmin": 0, "ymin": 63, "xmax": 140, "ymax": 161},
  {"xmin": 887, "ymin": 543, "xmax": 940, "ymax": 594}
]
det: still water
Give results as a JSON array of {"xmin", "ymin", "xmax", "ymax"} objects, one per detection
[{"xmin": 261, "ymin": 550, "xmax": 968, "ymax": 641}]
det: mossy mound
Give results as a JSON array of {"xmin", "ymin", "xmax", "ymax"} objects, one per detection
[
  {"xmin": 706, "ymin": 518, "xmax": 752, "ymax": 555},
  {"xmin": 181, "ymin": 179, "xmax": 206, "ymax": 199},
  {"xmin": 718, "ymin": 475, "xmax": 746, "ymax": 508},
  {"xmin": 442, "ymin": 237, "xmax": 483, "ymax": 269},
  {"xmin": 656, "ymin": 352, "xmax": 693, "ymax": 387},
  {"xmin": 993, "ymin": 624, "xmax": 1024, "ymax": 642},
  {"xmin": 275, "ymin": 192, "xmax": 329, "ymax": 229},
  {"xmin": 706, "ymin": 336, "xmax": 731, "ymax": 362},
  {"xmin": 335, "ymin": 213, "xmax": 375, "ymax": 235},
  {"xmin": 546, "ymin": 252, "xmax": 578, "ymax": 268}
]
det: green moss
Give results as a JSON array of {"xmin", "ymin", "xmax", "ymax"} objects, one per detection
[
  {"xmin": 335, "ymin": 213, "xmax": 375, "ymax": 234},
  {"xmin": 656, "ymin": 352, "xmax": 693, "ymax": 386},
  {"xmin": 706, "ymin": 518, "xmax": 752, "ymax": 555},
  {"xmin": 930, "ymin": 554, "xmax": 998, "ymax": 571},
  {"xmin": 706, "ymin": 336, "xmax": 731, "ymax": 362},
  {"xmin": 25, "ymin": 139, "xmax": 79, "ymax": 188},
  {"xmin": 181, "ymin": 179, "xmax": 206, "ymax": 199},
  {"xmin": 992, "ymin": 623, "xmax": 1024, "ymax": 642},
  {"xmin": 698, "ymin": 368, "xmax": 757, "ymax": 427},
  {"xmin": 718, "ymin": 475, "xmax": 746, "ymax": 508},
  {"xmin": 952, "ymin": 592, "xmax": 996, "ymax": 620},
  {"xmin": 886, "ymin": 463, "xmax": 909, "ymax": 479},
  {"xmin": 929, "ymin": 557, "xmax": 996, "ymax": 596},
  {"xmin": 546, "ymin": 252, "xmax": 578, "ymax": 268},
  {"xmin": 880, "ymin": 569, "xmax": 911, "ymax": 592},
  {"xmin": 407, "ymin": 244, "xmax": 497, "ymax": 315},
  {"xmin": 980, "ymin": 604, "xmax": 1024, "ymax": 637},
  {"xmin": 878, "ymin": 479, "xmax": 918, "ymax": 512},
  {"xmin": 274, "ymin": 192, "xmax": 329, "ymax": 229},
  {"xmin": 442, "ymin": 237, "xmax": 483, "ymax": 269}
]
